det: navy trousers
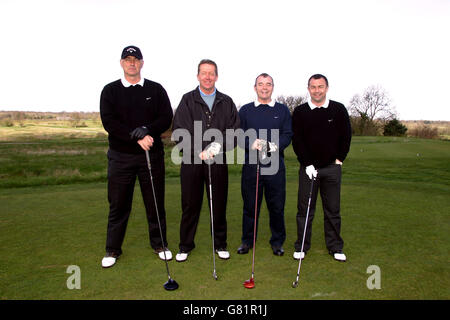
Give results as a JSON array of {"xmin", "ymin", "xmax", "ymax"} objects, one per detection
[
  {"xmin": 295, "ymin": 164, "xmax": 344, "ymax": 253},
  {"xmin": 241, "ymin": 163, "xmax": 286, "ymax": 248},
  {"xmin": 105, "ymin": 149, "xmax": 167, "ymax": 255}
]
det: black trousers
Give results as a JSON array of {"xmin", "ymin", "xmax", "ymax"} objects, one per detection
[
  {"xmin": 105, "ymin": 149, "xmax": 167, "ymax": 255},
  {"xmin": 241, "ymin": 163, "xmax": 286, "ymax": 248},
  {"xmin": 179, "ymin": 162, "xmax": 228, "ymax": 252},
  {"xmin": 295, "ymin": 164, "xmax": 344, "ymax": 253}
]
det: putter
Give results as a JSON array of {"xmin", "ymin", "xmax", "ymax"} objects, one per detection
[
  {"xmin": 292, "ymin": 174, "xmax": 316, "ymax": 288},
  {"xmin": 243, "ymin": 150, "xmax": 260, "ymax": 289},
  {"xmin": 207, "ymin": 158, "xmax": 218, "ymax": 280},
  {"xmin": 145, "ymin": 150, "xmax": 179, "ymax": 291}
]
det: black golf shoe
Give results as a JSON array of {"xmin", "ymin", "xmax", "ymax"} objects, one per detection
[
  {"xmin": 237, "ymin": 243, "xmax": 252, "ymax": 254},
  {"xmin": 272, "ymin": 246, "xmax": 285, "ymax": 256}
]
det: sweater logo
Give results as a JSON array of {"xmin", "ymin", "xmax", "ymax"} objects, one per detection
[
  {"xmin": 146, "ymin": 97, "xmax": 152, "ymax": 100},
  {"xmin": 328, "ymin": 119, "xmax": 333, "ymax": 123}
]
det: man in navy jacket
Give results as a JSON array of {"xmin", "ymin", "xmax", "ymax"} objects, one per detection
[{"xmin": 237, "ymin": 73, "xmax": 292, "ymax": 256}]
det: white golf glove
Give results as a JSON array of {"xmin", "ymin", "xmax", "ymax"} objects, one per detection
[
  {"xmin": 251, "ymin": 139, "xmax": 277, "ymax": 159},
  {"xmin": 201, "ymin": 142, "xmax": 221, "ymax": 160},
  {"xmin": 305, "ymin": 165, "xmax": 318, "ymax": 180}
]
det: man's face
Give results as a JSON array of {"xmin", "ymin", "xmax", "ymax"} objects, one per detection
[
  {"xmin": 254, "ymin": 76, "xmax": 274, "ymax": 103},
  {"xmin": 120, "ymin": 56, "xmax": 144, "ymax": 78},
  {"xmin": 308, "ymin": 78, "xmax": 328, "ymax": 106},
  {"xmin": 197, "ymin": 63, "xmax": 218, "ymax": 94}
]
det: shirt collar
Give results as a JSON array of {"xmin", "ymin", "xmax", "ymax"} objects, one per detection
[
  {"xmin": 254, "ymin": 99, "xmax": 275, "ymax": 107},
  {"xmin": 199, "ymin": 86, "xmax": 216, "ymax": 97},
  {"xmin": 308, "ymin": 98, "xmax": 329, "ymax": 110},
  {"xmin": 121, "ymin": 77, "xmax": 144, "ymax": 87}
]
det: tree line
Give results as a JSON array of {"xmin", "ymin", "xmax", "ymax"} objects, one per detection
[{"xmin": 276, "ymin": 85, "xmax": 408, "ymax": 137}]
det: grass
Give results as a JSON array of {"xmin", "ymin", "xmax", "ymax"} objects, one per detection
[{"xmin": 0, "ymin": 135, "xmax": 449, "ymax": 300}]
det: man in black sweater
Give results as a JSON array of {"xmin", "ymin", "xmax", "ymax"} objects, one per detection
[
  {"xmin": 291, "ymin": 74, "xmax": 351, "ymax": 262},
  {"xmin": 100, "ymin": 45, "xmax": 173, "ymax": 268}
]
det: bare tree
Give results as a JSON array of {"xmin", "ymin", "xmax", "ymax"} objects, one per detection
[
  {"xmin": 276, "ymin": 95, "xmax": 307, "ymax": 114},
  {"xmin": 349, "ymin": 85, "xmax": 396, "ymax": 122},
  {"xmin": 348, "ymin": 85, "xmax": 396, "ymax": 136}
]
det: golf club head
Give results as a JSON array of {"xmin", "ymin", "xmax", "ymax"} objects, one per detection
[
  {"xmin": 163, "ymin": 278, "xmax": 179, "ymax": 291},
  {"xmin": 213, "ymin": 272, "xmax": 218, "ymax": 280},
  {"xmin": 292, "ymin": 281, "xmax": 299, "ymax": 288},
  {"xmin": 243, "ymin": 278, "xmax": 255, "ymax": 289}
]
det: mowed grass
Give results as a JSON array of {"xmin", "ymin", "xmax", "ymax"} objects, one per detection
[{"xmin": 0, "ymin": 136, "xmax": 449, "ymax": 300}]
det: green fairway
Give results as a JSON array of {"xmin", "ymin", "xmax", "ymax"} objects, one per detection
[{"xmin": 0, "ymin": 136, "xmax": 449, "ymax": 300}]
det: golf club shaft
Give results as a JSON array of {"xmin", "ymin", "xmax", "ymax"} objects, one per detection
[
  {"xmin": 250, "ymin": 151, "xmax": 260, "ymax": 278},
  {"xmin": 145, "ymin": 150, "xmax": 172, "ymax": 280},
  {"xmin": 294, "ymin": 176, "xmax": 316, "ymax": 283},
  {"xmin": 207, "ymin": 160, "xmax": 217, "ymax": 279}
]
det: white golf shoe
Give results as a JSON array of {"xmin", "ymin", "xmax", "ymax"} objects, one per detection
[
  {"xmin": 216, "ymin": 249, "xmax": 230, "ymax": 260},
  {"xmin": 330, "ymin": 250, "xmax": 347, "ymax": 262},
  {"xmin": 155, "ymin": 248, "xmax": 173, "ymax": 261},
  {"xmin": 101, "ymin": 252, "xmax": 120, "ymax": 268},
  {"xmin": 176, "ymin": 252, "xmax": 189, "ymax": 262},
  {"xmin": 293, "ymin": 251, "xmax": 306, "ymax": 260}
]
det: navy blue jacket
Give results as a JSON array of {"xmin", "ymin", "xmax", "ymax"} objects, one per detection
[{"xmin": 238, "ymin": 102, "xmax": 293, "ymax": 165}]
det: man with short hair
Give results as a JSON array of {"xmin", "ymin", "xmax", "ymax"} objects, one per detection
[
  {"xmin": 100, "ymin": 45, "xmax": 173, "ymax": 268},
  {"xmin": 237, "ymin": 73, "xmax": 292, "ymax": 256},
  {"xmin": 172, "ymin": 59, "xmax": 240, "ymax": 262},
  {"xmin": 291, "ymin": 74, "xmax": 352, "ymax": 262}
]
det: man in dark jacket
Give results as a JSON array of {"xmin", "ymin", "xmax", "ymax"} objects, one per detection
[
  {"xmin": 100, "ymin": 45, "xmax": 173, "ymax": 268},
  {"xmin": 292, "ymin": 74, "xmax": 351, "ymax": 262},
  {"xmin": 172, "ymin": 59, "xmax": 240, "ymax": 262}
]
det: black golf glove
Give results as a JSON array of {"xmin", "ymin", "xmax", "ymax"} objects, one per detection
[{"xmin": 130, "ymin": 126, "xmax": 149, "ymax": 140}]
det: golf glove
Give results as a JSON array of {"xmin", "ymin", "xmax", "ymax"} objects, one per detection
[
  {"xmin": 305, "ymin": 165, "xmax": 318, "ymax": 180},
  {"xmin": 130, "ymin": 126, "xmax": 149, "ymax": 140},
  {"xmin": 203, "ymin": 142, "xmax": 221, "ymax": 159},
  {"xmin": 252, "ymin": 139, "xmax": 277, "ymax": 160}
]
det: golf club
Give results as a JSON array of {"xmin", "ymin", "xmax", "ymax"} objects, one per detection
[
  {"xmin": 207, "ymin": 158, "xmax": 218, "ymax": 280},
  {"xmin": 243, "ymin": 150, "xmax": 260, "ymax": 289},
  {"xmin": 292, "ymin": 174, "xmax": 316, "ymax": 288},
  {"xmin": 145, "ymin": 150, "xmax": 179, "ymax": 291}
]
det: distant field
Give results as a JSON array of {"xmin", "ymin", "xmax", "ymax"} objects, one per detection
[
  {"xmin": 1, "ymin": 111, "xmax": 449, "ymax": 141},
  {"xmin": 402, "ymin": 120, "xmax": 450, "ymax": 140},
  {"xmin": 0, "ymin": 112, "xmax": 107, "ymax": 141}
]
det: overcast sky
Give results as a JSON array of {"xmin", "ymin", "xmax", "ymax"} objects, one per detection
[{"xmin": 1, "ymin": 0, "xmax": 449, "ymax": 120}]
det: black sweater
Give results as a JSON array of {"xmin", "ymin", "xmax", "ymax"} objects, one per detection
[
  {"xmin": 100, "ymin": 79, "xmax": 173, "ymax": 154},
  {"xmin": 292, "ymin": 100, "xmax": 352, "ymax": 168}
]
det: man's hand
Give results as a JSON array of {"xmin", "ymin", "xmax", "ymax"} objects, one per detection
[
  {"xmin": 199, "ymin": 142, "xmax": 221, "ymax": 160},
  {"xmin": 251, "ymin": 139, "xmax": 277, "ymax": 152},
  {"xmin": 335, "ymin": 159, "xmax": 343, "ymax": 165},
  {"xmin": 137, "ymin": 135, "xmax": 154, "ymax": 151},
  {"xmin": 305, "ymin": 165, "xmax": 318, "ymax": 180},
  {"xmin": 130, "ymin": 126, "xmax": 149, "ymax": 140}
]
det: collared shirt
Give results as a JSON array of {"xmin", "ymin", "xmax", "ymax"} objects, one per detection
[
  {"xmin": 254, "ymin": 99, "xmax": 276, "ymax": 107},
  {"xmin": 308, "ymin": 98, "xmax": 329, "ymax": 110},
  {"xmin": 121, "ymin": 77, "xmax": 144, "ymax": 87},
  {"xmin": 199, "ymin": 87, "xmax": 216, "ymax": 111},
  {"xmin": 199, "ymin": 87, "xmax": 217, "ymax": 97}
]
